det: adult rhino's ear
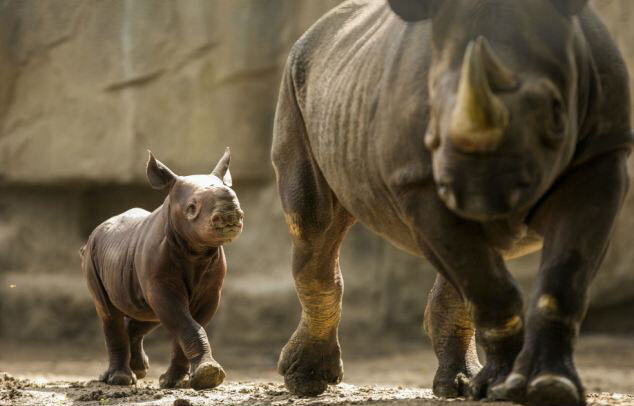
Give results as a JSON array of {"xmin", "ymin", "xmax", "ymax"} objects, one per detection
[
  {"xmin": 387, "ymin": 0, "xmax": 440, "ymax": 22},
  {"xmin": 146, "ymin": 150, "xmax": 178, "ymax": 190},
  {"xmin": 211, "ymin": 147, "xmax": 232, "ymax": 187},
  {"xmin": 551, "ymin": 0, "xmax": 588, "ymax": 17}
]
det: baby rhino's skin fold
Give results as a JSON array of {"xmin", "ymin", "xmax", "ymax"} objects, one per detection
[{"xmin": 80, "ymin": 148, "xmax": 243, "ymax": 390}]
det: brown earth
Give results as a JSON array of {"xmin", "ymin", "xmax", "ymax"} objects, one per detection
[{"xmin": 1, "ymin": 335, "xmax": 633, "ymax": 406}]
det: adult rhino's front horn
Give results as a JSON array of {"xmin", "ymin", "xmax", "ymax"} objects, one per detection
[{"xmin": 450, "ymin": 36, "xmax": 512, "ymax": 153}]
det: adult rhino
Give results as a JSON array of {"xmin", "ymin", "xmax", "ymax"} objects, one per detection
[{"xmin": 271, "ymin": 1, "xmax": 632, "ymax": 405}]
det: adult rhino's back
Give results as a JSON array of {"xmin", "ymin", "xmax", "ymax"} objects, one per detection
[{"xmin": 280, "ymin": 0, "xmax": 434, "ymax": 253}]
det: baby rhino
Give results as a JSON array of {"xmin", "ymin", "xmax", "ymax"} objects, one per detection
[{"xmin": 80, "ymin": 148, "xmax": 243, "ymax": 390}]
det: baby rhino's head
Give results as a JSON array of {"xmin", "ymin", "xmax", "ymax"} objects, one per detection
[{"xmin": 146, "ymin": 148, "xmax": 244, "ymax": 247}]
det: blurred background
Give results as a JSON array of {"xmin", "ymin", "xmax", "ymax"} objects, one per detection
[{"xmin": 0, "ymin": 0, "xmax": 632, "ymax": 364}]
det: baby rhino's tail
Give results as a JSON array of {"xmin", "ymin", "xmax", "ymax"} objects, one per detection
[{"xmin": 79, "ymin": 239, "xmax": 111, "ymax": 319}]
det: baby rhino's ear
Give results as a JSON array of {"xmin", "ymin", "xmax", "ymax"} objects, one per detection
[
  {"xmin": 146, "ymin": 150, "xmax": 178, "ymax": 190},
  {"xmin": 211, "ymin": 147, "xmax": 232, "ymax": 187}
]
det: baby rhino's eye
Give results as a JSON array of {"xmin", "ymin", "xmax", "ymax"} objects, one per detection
[{"xmin": 185, "ymin": 202, "xmax": 199, "ymax": 220}]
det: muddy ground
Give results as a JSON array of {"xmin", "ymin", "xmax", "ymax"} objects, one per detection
[{"xmin": 1, "ymin": 335, "xmax": 633, "ymax": 406}]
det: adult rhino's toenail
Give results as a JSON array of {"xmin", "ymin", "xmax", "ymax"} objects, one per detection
[
  {"xmin": 482, "ymin": 315, "xmax": 523, "ymax": 339},
  {"xmin": 506, "ymin": 372, "xmax": 527, "ymax": 388},
  {"xmin": 488, "ymin": 383, "xmax": 509, "ymax": 400},
  {"xmin": 528, "ymin": 374, "xmax": 580, "ymax": 406}
]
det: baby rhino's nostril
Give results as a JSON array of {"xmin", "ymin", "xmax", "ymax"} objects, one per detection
[{"xmin": 211, "ymin": 213, "xmax": 223, "ymax": 226}]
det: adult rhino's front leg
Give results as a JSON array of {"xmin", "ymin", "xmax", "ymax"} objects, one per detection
[
  {"xmin": 277, "ymin": 217, "xmax": 352, "ymax": 397},
  {"xmin": 424, "ymin": 274, "xmax": 481, "ymax": 397},
  {"xmin": 400, "ymin": 189, "xmax": 524, "ymax": 400},
  {"xmin": 272, "ymin": 63, "xmax": 355, "ymax": 397},
  {"xmin": 273, "ymin": 168, "xmax": 354, "ymax": 396},
  {"xmin": 491, "ymin": 150, "xmax": 630, "ymax": 406}
]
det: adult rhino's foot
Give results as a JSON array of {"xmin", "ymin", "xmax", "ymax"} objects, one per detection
[
  {"xmin": 278, "ymin": 328, "xmax": 343, "ymax": 397},
  {"xmin": 189, "ymin": 360, "xmax": 225, "ymax": 390},
  {"xmin": 99, "ymin": 367, "xmax": 137, "ymax": 386},
  {"xmin": 129, "ymin": 347, "xmax": 149, "ymax": 379},
  {"xmin": 468, "ymin": 314, "xmax": 524, "ymax": 400},
  {"xmin": 489, "ymin": 335, "xmax": 584, "ymax": 406},
  {"xmin": 467, "ymin": 359, "xmax": 514, "ymax": 400},
  {"xmin": 432, "ymin": 360, "xmax": 481, "ymax": 398}
]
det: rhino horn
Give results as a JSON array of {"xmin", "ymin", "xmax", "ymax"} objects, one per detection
[
  {"xmin": 450, "ymin": 37, "xmax": 509, "ymax": 153},
  {"xmin": 211, "ymin": 147, "xmax": 232, "ymax": 186}
]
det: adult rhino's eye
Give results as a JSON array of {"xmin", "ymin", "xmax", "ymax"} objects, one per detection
[
  {"xmin": 544, "ymin": 97, "xmax": 566, "ymax": 146},
  {"xmin": 550, "ymin": 99, "xmax": 565, "ymax": 134}
]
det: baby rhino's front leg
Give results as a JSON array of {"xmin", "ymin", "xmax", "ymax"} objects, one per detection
[{"xmin": 150, "ymin": 287, "xmax": 225, "ymax": 390}]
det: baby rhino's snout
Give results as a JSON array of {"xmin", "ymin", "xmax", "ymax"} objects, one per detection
[{"xmin": 211, "ymin": 206, "xmax": 244, "ymax": 230}]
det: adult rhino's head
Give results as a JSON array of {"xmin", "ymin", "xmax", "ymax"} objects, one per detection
[
  {"xmin": 146, "ymin": 148, "xmax": 244, "ymax": 247},
  {"xmin": 389, "ymin": 0, "xmax": 591, "ymax": 221}
]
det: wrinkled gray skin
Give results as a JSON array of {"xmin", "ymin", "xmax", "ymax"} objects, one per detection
[
  {"xmin": 271, "ymin": 1, "xmax": 632, "ymax": 405},
  {"xmin": 81, "ymin": 149, "xmax": 243, "ymax": 390}
]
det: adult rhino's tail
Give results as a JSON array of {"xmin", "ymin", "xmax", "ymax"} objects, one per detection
[{"xmin": 79, "ymin": 239, "xmax": 111, "ymax": 319}]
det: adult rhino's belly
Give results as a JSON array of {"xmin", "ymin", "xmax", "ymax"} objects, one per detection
[
  {"xmin": 328, "ymin": 175, "xmax": 543, "ymax": 261},
  {"xmin": 324, "ymin": 179, "xmax": 423, "ymax": 257}
]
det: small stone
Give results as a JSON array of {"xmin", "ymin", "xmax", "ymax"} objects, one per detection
[{"xmin": 173, "ymin": 399, "xmax": 192, "ymax": 406}]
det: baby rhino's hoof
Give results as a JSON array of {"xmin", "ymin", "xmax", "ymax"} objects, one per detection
[
  {"xmin": 159, "ymin": 368, "xmax": 189, "ymax": 389},
  {"xmin": 190, "ymin": 361, "xmax": 225, "ymax": 390},
  {"xmin": 99, "ymin": 368, "xmax": 137, "ymax": 386}
]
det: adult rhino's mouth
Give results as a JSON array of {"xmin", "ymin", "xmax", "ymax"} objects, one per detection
[
  {"xmin": 436, "ymin": 177, "xmax": 537, "ymax": 222},
  {"xmin": 433, "ymin": 152, "xmax": 538, "ymax": 222}
]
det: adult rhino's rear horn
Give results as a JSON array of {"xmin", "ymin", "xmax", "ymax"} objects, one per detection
[{"xmin": 450, "ymin": 37, "xmax": 510, "ymax": 153}]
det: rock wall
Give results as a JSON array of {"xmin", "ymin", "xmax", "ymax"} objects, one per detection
[{"xmin": 0, "ymin": 0, "xmax": 633, "ymax": 345}]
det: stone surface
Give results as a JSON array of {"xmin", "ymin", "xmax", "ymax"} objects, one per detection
[{"xmin": 0, "ymin": 0, "xmax": 341, "ymax": 184}]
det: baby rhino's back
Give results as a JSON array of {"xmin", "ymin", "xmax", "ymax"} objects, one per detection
[
  {"xmin": 82, "ymin": 208, "xmax": 153, "ymax": 318},
  {"xmin": 93, "ymin": 208, "xmax": 150, "ymax": 267}
]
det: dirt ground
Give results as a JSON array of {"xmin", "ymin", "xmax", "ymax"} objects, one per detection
[{"xmin": 1, "ymin": 335, "xmax": 633, "ymax": 406}]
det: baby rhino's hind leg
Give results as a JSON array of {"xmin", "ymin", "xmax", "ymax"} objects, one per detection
[
  {"xmin": 159, "ymin": 339, "xmax": 191, "ymax": 389},
  {"xmin": 127, "ymin": 318, "xmax": 159, "ymax": 379},
  {"xmin": 99, "ymin": 311, "xmax": 137, "ymax": 385}
]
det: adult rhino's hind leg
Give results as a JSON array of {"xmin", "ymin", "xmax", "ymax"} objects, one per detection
[
  {"xmin": 272, "ymin": 63, "xmax": 355, "ymax": 397},
  {"xmin": 425, "ymin": 274, "xmax": 481, "ymax": 397}
]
